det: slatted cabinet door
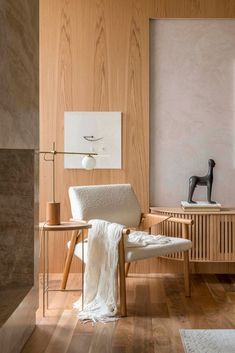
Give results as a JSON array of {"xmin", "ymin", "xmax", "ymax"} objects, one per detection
[{"xmin": 151, "ymin": 208, "xmax": 235, "ymax": 263}]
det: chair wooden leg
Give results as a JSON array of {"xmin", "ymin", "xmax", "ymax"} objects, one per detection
[
  {"xmin": 125, "ymin": 262, "xmax": 131, "ymax": 277},
  {"xmin": 183, "ymin": 250, "xmax": 191, "ymax": 297},
  {"xmin": 118, "ymin": 236, "xmax": 127, "ymax": 316},
  {"xmin": 60, "ymin": 230, "xmax": 80, "ymax": 290}
]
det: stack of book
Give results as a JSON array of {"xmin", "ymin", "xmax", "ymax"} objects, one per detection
[{"xmin": 181, "ymin": 201, "xmax": 221, "ymax": 212}]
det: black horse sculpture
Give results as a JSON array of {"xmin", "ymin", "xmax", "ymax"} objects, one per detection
[{"xmin": 188, "ymin": 159, "xmax": 216, "ymax": 204}]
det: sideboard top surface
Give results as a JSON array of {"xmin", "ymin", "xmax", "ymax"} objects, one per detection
[{"xmin": 151, "ymin": 207, "xmax": 235, "ymax": 215}]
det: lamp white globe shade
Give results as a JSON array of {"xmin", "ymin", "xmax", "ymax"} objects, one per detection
[{"xmin": 82, "ymin": 155, "xmax": 96, "ymax": 170}]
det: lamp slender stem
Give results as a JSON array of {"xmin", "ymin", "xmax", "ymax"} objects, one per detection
[
  {"xmin": 52, "ymin": 154, "xmax": 55, "ymax": 202},
  {"xmin": 52, "ymin": 142, "xmax": 56, "ymax": 202}
]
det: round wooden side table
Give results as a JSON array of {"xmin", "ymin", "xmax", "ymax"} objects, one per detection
[{"xmin": 39, "ymin": 221, "xmax": 91, "ymax": 316}]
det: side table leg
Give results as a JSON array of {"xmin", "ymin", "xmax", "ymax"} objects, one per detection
[
  {"xmin": 42, "ymin": 229, "xmax": 46, "ymax": 317},
  {"xmin": 46, "ymin": 230, "xmax": 49, "ymax": 309},
  {"xmin": 82, "ymin": 229, "xmax": 84, "ymax": 309},
  {"xmin": 60, "ymin": 230, "xmax": 80, "ymax": 290}
]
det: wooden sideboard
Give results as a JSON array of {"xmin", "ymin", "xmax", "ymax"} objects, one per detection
[{"xmin": 151, "ymin": 207, "xmax": 235, "ymax": 263}]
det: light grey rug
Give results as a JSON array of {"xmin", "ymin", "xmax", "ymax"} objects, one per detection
[{"xmin": 180, "ymin": 329, "xmax": 235, "ymax": 353}]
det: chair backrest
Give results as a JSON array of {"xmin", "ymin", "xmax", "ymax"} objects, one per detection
[{"xmin": 69, "ymin": 184, "xmax": 141, "ymax": 228}]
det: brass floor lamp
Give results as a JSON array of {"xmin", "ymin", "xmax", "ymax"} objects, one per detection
[{"xmin": 40, "ymin": 142, "xmax": 97, "ymax": 225}]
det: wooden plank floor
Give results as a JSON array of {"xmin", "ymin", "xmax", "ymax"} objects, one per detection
[{"xmin": 22, "ymin": 273, "xmax": 235, "ymax": 353}]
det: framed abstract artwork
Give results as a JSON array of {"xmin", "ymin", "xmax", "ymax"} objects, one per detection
[{"xmin": 64, "ymin": 111, "xmax": 122, "ymax": 169}]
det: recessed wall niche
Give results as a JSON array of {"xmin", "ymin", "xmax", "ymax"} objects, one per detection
[{"xmin": 150, "ymin": 19, "xmax": 235, "ymax": 207}]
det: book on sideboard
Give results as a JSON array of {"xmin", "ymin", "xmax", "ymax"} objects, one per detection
[{"xmin": 181, "ymin": 201, "xmax": 221, "ymax": 212}]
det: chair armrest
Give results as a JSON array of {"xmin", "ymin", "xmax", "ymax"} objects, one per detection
[
  {"xmin": 142, "ymin": 214, "xmax": 193, "ymax": 239},
  {"xmin": 122, "ymin": 228, "xmax": 130, "ymax": 235},
  {"xmin": 139, "ymin": 213, "xmax": 171, "ymax": 231},
  {"xmin": 70, "ymin": 218, "xmax": 130, "ymax": 236},
  {"xmin": 166, "ymin": 217, "xmax": 193, "ymax": 226},
  {"xmin": 166, "ymin": 217, "xmax": 193, "ymax": 239}
]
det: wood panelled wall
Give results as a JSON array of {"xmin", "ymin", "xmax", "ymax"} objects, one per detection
[{"xmin": 40, "ymin": 0, "xmax": 235, "ymax": 273}]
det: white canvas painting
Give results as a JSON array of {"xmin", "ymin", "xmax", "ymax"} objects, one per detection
[{"xmin": 64, "ymin": 111, "xmax": 122, "ymax": 169}]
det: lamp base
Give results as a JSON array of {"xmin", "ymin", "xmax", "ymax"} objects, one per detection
[{"xmin": 46, "ymin": 202, "xmax": 60, "ymax": 225}]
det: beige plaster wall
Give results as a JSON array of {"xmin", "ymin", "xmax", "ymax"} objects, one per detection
[{"xmin": 150, "ymin": 19, "xmax": 235, "ymax": 207}]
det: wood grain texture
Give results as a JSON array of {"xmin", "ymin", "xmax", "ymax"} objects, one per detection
[
  {"xmin": 40, "ymin": 0, "xmax": 235, "ymax": 273},
  {"xmin": 22, "ymin": 273, "xmax": 235, "ymax": 353},
  {"xmin": 40, "ymin": 0, "xmax": 153, "ymax": 273}
]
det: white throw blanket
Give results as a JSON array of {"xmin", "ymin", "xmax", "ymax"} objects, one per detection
[
  {"xmin": 125, "ymin": 231, "xmax": 172, "ymax": 248},
  {"xmin": 74, "ymin": 220, "xmax": 171, "ymax": 323},
  {"xmin": 74, "ymin": 220, "xmax": 123, "ymax": 323}
]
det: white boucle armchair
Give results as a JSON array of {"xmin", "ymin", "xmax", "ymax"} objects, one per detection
[{"xmin": 63, "ymin": 184, "xmax": 193, "ymax": 317}]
